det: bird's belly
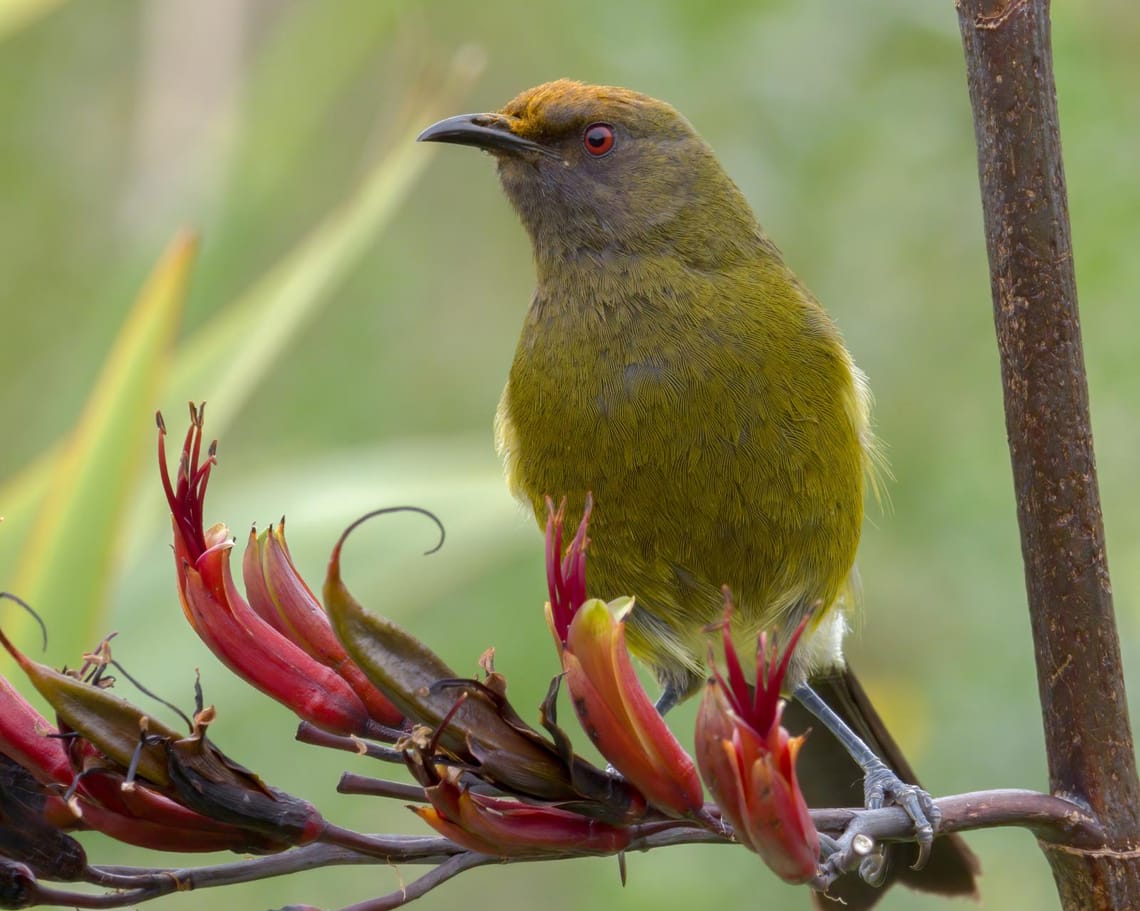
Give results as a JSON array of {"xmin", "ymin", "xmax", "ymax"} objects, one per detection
[{"xmin": 497, "ymin": 357, "xmax": 863, "ymax": 672}]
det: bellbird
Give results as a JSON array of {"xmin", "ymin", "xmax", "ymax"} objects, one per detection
[{"xmin": 419, "ymin": 79, "xmax": 978, "ymax": 908}]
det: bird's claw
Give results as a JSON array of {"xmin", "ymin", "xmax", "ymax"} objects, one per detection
[
  {"xmin": 859, "ymin": 849, "xmax": 889, "ymax": 886},
  {"xmin": 815, "ymin": 830, "xmax": 881, "ymax": 892},
  {"xmin": 814, "ymin": 763, "xmax": 941, "ymax": 895},
  {"xmin": 864, "ymin": 759, "xmax": 939, "ymax": 870}
]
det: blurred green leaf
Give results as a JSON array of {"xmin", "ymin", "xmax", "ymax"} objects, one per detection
[
  {"xmin": 217, "ymin": 0, "xmax": 413, "ymax": 219},
  {"xmin": 10, "ymin": 231, "xmax": 196, "ymax": 662},
  {"xmin": 0, "ymin": 49, "xmax": 484, "ymax": 626},
  {"xmin": 0, "ymin": 0, "xmax": 64, "ymax": 42},
  {"xmin": 0, "ymin": 453, "xmax": 54, "ymax": 586},
  {"xmin": 167, "ymin": 55, "xmax": 481, "ymax": 439}
]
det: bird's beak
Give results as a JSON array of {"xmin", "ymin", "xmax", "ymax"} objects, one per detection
[{"xmin": 417, "ymin": 113, "xmax": 552, "ymax": 158}]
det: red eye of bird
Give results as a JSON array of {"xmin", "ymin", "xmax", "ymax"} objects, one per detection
[{"xmin": 583, "ymin": 122, "xmax": 616, "ymax": 156}]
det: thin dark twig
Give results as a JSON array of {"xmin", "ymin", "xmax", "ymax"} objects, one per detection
[
  {"xmin": 318, "ymin": 825, "xmax": 463, "ymax": 863},
  {"xmin": 337, "ymin": 507, "xmax": 447, "ymax": 558},
  {"xmin": 68, "ymin": 844, "xmax": 403, "ymax": 908},
  {"xmin": 0, "ymin": 591, "xmax": 49, "ymax": 651},
  {"xmin": 108, "ymin": 659, "xmax": 194, "ymax": 730},
  {"xmin": 339, "ymin": 772, "xmax": 428, "ymax": 803},
  {"xmin": 335, "ymin": 853, "xmax": 495, "ymax": 911},
  {"xmin": 296, "ymin": 721, "xmax": 407, "ymax": 763}
]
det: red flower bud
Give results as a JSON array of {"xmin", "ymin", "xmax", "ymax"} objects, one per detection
[
  {"xmin": 695, "ymin": 614, "xmax": 820, "ymax": 883},
  {"xmin": 561, "ymin": 598, "xmax": 705, "ymax": 819},
  {"xmin": 242, "ymin": 523, "xmax": 403, "ymax": 728},
  {"xmin": 544, "ymin": 496, "xmax": 590, "ymax": 647},
  {"xmin": 72, "ymin": 764, "xmax": 295, "ymax": 854},
  {"xmin": 1, "ymin": 646, "xmax": 293, "ymax": 854},
  {"xmin": 543, "ymin": 503, "xmax": 705, "ymax": 820},
  {"xmin": 158, "ymin": 406, "xmax": 390, "ymax": 739},
  {"xmin": 412, "ymin": 767, "xmax": 631, "ymax": 858},
  {"xmin": 0, "ymin": 673, "xmax": 73, "ymax": 789}
]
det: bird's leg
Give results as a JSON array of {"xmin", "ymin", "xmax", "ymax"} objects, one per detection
[
  {"xmin": 653, "ymin": 685, "xmax": 684, "ymax": 717},
  {"xmin": 792, "ymin": 682, "xmax": 939, "ymax": 870},
  {"xmin": 652, "ymin": 661, "xmax": 701, "ymax": 717}
]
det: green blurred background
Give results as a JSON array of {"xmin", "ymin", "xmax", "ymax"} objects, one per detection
[{"xmin": 2, "ymin": 1, "xmax": 1138, "ymax": 909}]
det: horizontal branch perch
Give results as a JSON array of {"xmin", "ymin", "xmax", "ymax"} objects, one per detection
[
  {"xmin": 9, "ymin": 787, "xmax": 1097, "ymax": 911},
  {"xmin": 811, "ymin": 789, "xmax": 1103, "ymax": 847}
]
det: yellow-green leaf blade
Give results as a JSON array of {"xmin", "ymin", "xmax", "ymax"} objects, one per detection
[{"xmin": 12, "ymin": 231, "xmax": 196, "ymax": 662}]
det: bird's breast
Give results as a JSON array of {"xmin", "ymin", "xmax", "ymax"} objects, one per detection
[{"xmin": 497, "ymin": 277, "xmax": 867, "ymax": 663}]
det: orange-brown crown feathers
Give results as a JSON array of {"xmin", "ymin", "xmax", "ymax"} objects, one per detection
[{"xmin": 495, "ymin": 79, "xmax": 694, "ymax": 144}]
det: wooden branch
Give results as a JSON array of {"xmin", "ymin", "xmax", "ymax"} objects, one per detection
[
  {"xmin": 812, "ymin": 790, "xmax": 1101, "ymax": 846},
  {"xmin": 956, "ymin": 0, "xmax": 1140, "ymax": 906},
  {"xmin": 8, "ymin": 788, "xmax": 1104, "ymax": 910}
]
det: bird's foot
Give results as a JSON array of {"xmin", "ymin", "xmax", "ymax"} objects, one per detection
[
  {"xmin": 863, "ymin": 757, "xmax": 940, "ymax": 870},
  {"xmin": 813, "ymin": 764, "xmax": 940, "ymax": 891},
  {"xmin": 816, "ymin": 829, "xmax": 887, "ymax": 892}
]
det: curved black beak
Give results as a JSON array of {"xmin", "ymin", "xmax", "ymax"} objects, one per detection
[{"xmin": 417, "ymin": 113, "xmax": 554, "ymax": 158}]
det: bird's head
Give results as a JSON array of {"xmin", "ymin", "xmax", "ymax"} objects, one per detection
[{"xmin": 418, "ymin": 80, "xmax": 761, "ymax": 268}]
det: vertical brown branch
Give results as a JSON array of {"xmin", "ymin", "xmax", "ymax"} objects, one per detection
[{"xmin": 956, "ymin": 0, "xmax": 1140, "ymax": 906}]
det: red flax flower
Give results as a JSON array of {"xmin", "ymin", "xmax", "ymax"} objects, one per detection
[
  {"xmin": 544, "ymin": 496, "xmax": 589, "ymax": 649},
  {"xmin": 543, "ymin": 500, "xmax": 705, "ymax": 820},
  {"xmin": 695, "ymin": 608, "xmax": 821, "ymax": 884},
  {"xmin": 158, "ymin": 404, "xmax": 401, "ymax": 739},
  {"xmin": 407, "ymin": 740, "xmax": 632, "ymax": 858},
  {"xmin": 0, "ymin": 636, "xmax": 305, "ymax": 856},
  {"xmin": 241, "ymin": 521, "xmax": 403, "ymax": 727}
]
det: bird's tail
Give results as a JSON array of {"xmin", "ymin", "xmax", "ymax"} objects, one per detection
[{"xmin": 781, "ymin": 666, "xmax": 981, "ymax": 910}]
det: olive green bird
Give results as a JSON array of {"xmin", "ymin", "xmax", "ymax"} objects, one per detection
[{"xmin": 419, "ymin": 80, "xmax": 978, "ymax": 908}]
